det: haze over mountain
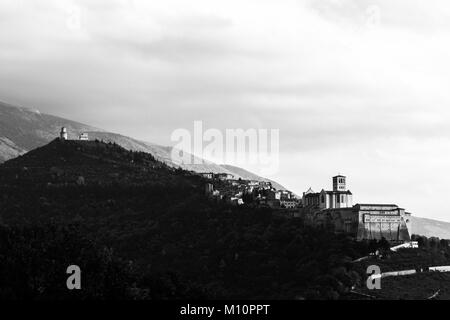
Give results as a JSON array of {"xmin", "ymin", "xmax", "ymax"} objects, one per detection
[
  {"xmin": 410, "ymin": 216, "xmax": 450, "ymax": 240},
  {"xmin": 0, "ymin": 100, "xmax": 284, "ymax": 188}
]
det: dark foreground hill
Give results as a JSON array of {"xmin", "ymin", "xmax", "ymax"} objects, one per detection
[
  {"xmin": 0, "ymin": 138, "xmax": 185, "ymax": 187},
  {"xmin": 0, "ymin": 139, "xmax": 384, "ymax": 300},
  {"xmin": 348, "ymin": 242, "xmax": 450, "ymax": 300},
  {"xmin": 1, "ymin": 140, "xmax": 449, "ymax": 300}
]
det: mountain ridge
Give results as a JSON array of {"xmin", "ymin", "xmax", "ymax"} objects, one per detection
[
  {"xmin": 410, "ymin": 216, "xmax": 450, "ymax": 240},
  {"xmin": 0, "ymin": 100, "xmax": 286, "ymax": 188}
]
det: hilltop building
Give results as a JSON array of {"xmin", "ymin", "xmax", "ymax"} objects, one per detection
[
  {"xmin": 60, "ymin": 127, "xmax": 68, "ymax": 140},
  {"xmin": 300, "ymin": 175, "xmax": 411, "ymax": 242},
  {"xmin": 59, "ymin": 128, "xmax": 90, "ymax": 141}
]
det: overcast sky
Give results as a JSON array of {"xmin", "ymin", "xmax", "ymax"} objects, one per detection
[{"xmin": 1, "ymin": 0, "xmax": 450, "ymax": 221}]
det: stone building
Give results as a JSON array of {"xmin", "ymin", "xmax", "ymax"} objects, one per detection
[
  {"xmin": 79, "ymin": 133, "xmax": 89, "ymax": 141},
  {"xmin": 301, "ymin": 176, "xmax": 411, "ymax": 242},
  {"xmin": 280, "ymin": 199, "xmax": 298, "ymax": 209},
  {"xmin": 200, "ymin": 172, "xmax": 214, "ymax": 179}
]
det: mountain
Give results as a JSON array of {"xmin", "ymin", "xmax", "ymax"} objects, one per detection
[
  {"xmin": 0, "ymin": 101, "xmax": 280, "ymax": 187},
  {"xmin": 410, "ymin": 216, "xmax": 450, "ymax": 240},
  {"xmin": 3, "ymin": 100, "xmax": 450, "ymax": 239},
  {"xmin": 0, "ymin": 101, "xmax": 100, "ymax": 162}
]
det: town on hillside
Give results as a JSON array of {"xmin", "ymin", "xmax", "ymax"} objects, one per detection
[
  {"xmin": 202, "ymin": 172, "xmax": 413, "ymax": 244},
  {"xmin": 60, "ymin": 127, "xmax": 413, "ymax": 244}
]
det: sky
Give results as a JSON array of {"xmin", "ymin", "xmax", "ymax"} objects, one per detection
[{"xmin": 1, "ymin": 0, "xmax": 450, "ymax": 221}]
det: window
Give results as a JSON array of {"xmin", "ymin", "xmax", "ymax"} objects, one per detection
[
  {"xmin": 321, "ymin": 194, "xmax": 325, "ymax": 203},
  {"xmin": 337, "ymin": 195, "xmax": 340, "ymax": 203}
]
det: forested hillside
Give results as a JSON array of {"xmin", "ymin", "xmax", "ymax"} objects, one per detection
[{"xmin": 0, "ymin": 139, "xmax": 441, "ymax": 300}]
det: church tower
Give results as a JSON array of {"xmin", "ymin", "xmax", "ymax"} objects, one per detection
[{"xmin": 333, "ymin": 175, "xmax": 346, "ymax": 191}]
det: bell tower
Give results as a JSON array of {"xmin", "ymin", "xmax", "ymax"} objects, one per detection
[{"xmin": 333, "ymin": 175, "xmax": 346, "ymax": 191}]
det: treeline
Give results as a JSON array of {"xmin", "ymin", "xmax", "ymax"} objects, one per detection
[
  {"xmin": 0, "ymin": 179, "xmax": 404, "ymax": 299},
  {"xmin": 412, "ymin": 234, "xmax": 450, "ymax": 249},
  {"xmin": 0, "ymin": 195, "xmax": 392, "ymax": 300}
]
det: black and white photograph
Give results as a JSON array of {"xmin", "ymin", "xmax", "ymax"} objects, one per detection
[{"xmin": 1, "ymin": 0, "xmax": 450, "ymax": 313}]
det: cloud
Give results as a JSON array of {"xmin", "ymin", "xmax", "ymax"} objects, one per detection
[{"xmin": 1, "ymin": 0, "xmax": 450, "ymax": 220}]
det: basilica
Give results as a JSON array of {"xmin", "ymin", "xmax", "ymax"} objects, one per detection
[{"xmin": 300, "ymin": 175, "xmax": 411, "ymax": 242}]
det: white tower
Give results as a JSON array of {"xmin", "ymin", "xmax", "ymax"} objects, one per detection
[
  {"xmin": 333, "ymin": 175, "xmax": 346, "ymax": 191},
  {"xmin": 60, "ymin": 127, "xmax": 68, "ymax": 140}
]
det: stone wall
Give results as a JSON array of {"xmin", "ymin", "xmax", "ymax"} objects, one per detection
[{"xmin": 300, "ymin": 204, "xmax": 411, "ymax": 242}]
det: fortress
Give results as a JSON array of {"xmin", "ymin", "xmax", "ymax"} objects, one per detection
[
  {"xmin": 300, "ymin": 176, "xmax": 411, "ymax": 242},
  {"xmin": 60, "ymin": 127, "xmax": 89, "ymax": 141}
]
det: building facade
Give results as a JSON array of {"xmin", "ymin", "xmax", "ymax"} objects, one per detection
[
  {"xmin": 79, "ymin": 133, "xmax": 89, "ymax": 141},
  {"xmin": 303, "ymin": 175, "xmax": 352, "ymax": 209}
]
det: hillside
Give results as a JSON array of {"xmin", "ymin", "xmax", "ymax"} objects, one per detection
[
  {"xmin": 1, "ymin": 140, "xmax": 449, "ymax": 300},
  {"xmin": 0, "ymin": 138, "xmax": 188, "ymax": 188},
  {"xmin": 220, "ymin": 164, "xmax": 287, "ymax": 191},
  {"xmin": 0, "ymin": 139, "xmax": 378, "ymax": 299},
  {"xmin": 0, "ymin": 101, "xmax": 276, "ymax": 187}
]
